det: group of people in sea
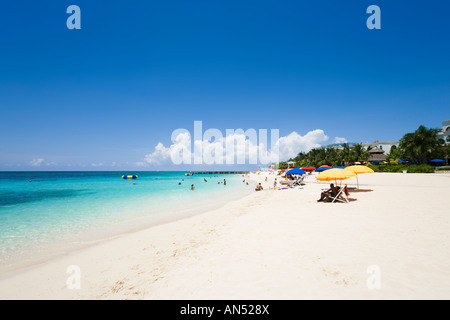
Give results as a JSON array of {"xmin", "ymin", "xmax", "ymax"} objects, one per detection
[{"xmin": 178, "ymin": 177, "xmax": 227, "ymax": 191}]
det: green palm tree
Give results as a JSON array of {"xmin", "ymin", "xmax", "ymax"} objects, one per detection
[
  {"xmin": 351, "ymin": 144, "xmax": 369, "ymax": 163},
  {"xmin": 399, "ymin": 125, "xmax": 441, "ymax": 163},
  {"xmin": 341, "ymin": 143, "xmax": 351, "ymax": 165}
]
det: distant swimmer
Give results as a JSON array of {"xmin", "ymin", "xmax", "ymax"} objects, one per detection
[{"xmin": 178, "ymin": 182, "xmax": 182, "ymax": 185}]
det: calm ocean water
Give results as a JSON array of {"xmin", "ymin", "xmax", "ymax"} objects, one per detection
[{"xmin": 0, "ymin": 171, "xmax": 252, "ymax": 271}]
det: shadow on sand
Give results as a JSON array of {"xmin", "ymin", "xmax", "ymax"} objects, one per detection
[{"xmin": 348, "ymin": 189, "xmax": 373, "ymax": 193}]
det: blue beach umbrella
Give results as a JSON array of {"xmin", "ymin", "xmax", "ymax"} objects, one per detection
[
  {"xmin": 315, "ymin": 166, "xmax": 331, "ymax": 172},
  {"xmin": 286, "ymin": 168, "xmax": 306, "ymax": 175},
  {"xmin": 430, "ymin": 159, "xmax": 445, "ymax": 163},
  {"xmin": 331, "ymin": 166, "xmax": 346, "ymax": 169}
]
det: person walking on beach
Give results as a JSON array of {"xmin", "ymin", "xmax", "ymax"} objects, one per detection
[{"xmin": 274, "ymin": 178, "xmax": 277, "ymax": 189}]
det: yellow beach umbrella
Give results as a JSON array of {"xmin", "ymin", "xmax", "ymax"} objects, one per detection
[
  {"xmin": 346, "ymin": 165, "xmax": 374, "ymax": 189},
  {"xmin": 316, "ymin": 168, "xmax": 356, "ymax": 185}
]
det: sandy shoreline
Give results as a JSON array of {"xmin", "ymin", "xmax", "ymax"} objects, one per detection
[
  {"xmin": 0, "ymin": 180, "xmax": 253, "ymax": 278},
  {"xmin": 1, "ymin": 172, "xmax": 449, "ymax": 299}
]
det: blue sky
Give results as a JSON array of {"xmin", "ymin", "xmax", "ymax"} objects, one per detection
[{"xmin": 0, "ymin": 1, "xmax": 449, "ymax": 170}]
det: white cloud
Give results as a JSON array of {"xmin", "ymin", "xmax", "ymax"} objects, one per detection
[
  {"xmin": 145, "ymin": 132, "xmax": 192, "ymax": 165},
  {"xmin": 144, "ymin": 142, "xmax": 172, "ymax": 165},
  {"xmin": 143, "ymin": 129, "xmax": 330, "ymax": 166},
  {"xmin": 30, "ymin": 158, "xmax": 44, "ymax": 167},
  {"xmin": 333, "ymin": 137, "xmax": 348, "ymax": 144},
  {"xmin": 91, "ymin": 162, "xmax": 103, "ymax": 167},
  {"xmin": 276, "ymin": 130, "xmax": 329, "ymax": 161}
]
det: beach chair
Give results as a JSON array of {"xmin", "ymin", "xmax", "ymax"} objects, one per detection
[
  {"xmin": 290, "ymin": 176, "xmax": 304, "ymax": 187},
  {"xmin": 298, "ymin": 175, "xmax": 305, "ymax": 185},
  {"xmin": 330, "ymin": 187, "xmax": 349, "ymax": 203}
]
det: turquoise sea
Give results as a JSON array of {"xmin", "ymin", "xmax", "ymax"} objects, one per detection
[{"xmin": 0, "ymin": 171, "xmax": 252, "ymax": 272}]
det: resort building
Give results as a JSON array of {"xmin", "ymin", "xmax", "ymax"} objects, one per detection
[
  {"xmin": 322, "ymin": 141, "xmax": 399, "ymax": 155},
  {"xmin": 323, "ymin": 120, "xmax": 449, "ymax": 149},
  {"xmin": 436, "ymin": 120, "xmax": 450, "ymax": 146}
]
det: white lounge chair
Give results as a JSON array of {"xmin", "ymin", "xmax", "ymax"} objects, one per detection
[
  {"xmin": 290, "ymin": 175, "xmax": 305, "ymax": 187},
  {"xmin": 330, "ymin": 187, "xmax": 349, "ymax": 203}
]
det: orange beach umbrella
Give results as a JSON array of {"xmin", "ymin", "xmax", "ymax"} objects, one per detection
[
  {"xmin": 346, "ymin": 165, "xmax": 374, "ymax": 189},
  {"xmin": 316, "ymin": 168, "xmax": 356, "ymax": 185}
]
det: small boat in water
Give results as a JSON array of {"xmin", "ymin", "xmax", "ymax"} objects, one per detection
[{"xmin": 122, "ymin": 175, "xmax": 138, "ymax": 179}]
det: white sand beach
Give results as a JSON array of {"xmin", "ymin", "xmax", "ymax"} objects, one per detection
[{"xmin": 1, "ymin": 172, "xmax": 449, "ymax": 300}]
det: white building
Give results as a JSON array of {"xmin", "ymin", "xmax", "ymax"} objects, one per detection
[
  {"xmin": 322, "ymin": 141, "xmax": 399, "ymax": 155},
  {"xmin": 436, "ymin": 120, "xmax": 450, "ymax": 146}
]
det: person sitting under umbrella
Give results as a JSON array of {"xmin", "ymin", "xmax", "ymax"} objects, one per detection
[{"xmin": 317, "ymin": 183, "xmax": 340, "ymax": 202}]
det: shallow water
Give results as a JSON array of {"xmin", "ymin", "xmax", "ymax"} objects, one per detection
[{"xmin": 0, "ymin": 171, "xmax": 252, "ymax": 271}]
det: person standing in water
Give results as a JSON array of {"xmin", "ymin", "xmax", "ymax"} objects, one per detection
[
  {"xmin": 223, "ymin": 179, "xmax": 226, "ymax": 185},
  {"xmin": 191, "ymin": 184, "xmax": 195, "ymax": 190}
]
